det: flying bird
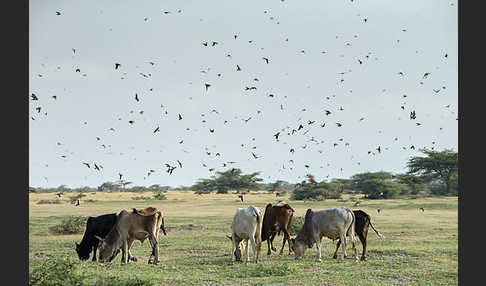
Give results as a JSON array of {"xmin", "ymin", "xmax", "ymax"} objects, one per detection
[
  {"xmin": 83, "ymin": 162, "xmax": 90, "ymax": 168},
  {"xmin": 153, "ymin": 126, "xmax": 160, "ymax": 133},
  {"xmin": 204, "ymin": 83, "xmax": 211, "ymax": 92},
  {"xmin": 236, "ymin": 65, "xmax": 241, "ymax": 71},
  {"xmin": 177, "ymin": 160, "xmax": 183, "ymax": 168},
  {"xmin": 274, "ymin": 132, "xmax": 280, "ymax": 141},
  {"xmin": 324, "ymin": 110, "xmax": 332, "ymax": 116},
  {"xmin": 251, "ymin": 152, "xmax": 259, "ymax": 159},
  {"xmin": 410, "ymin": 110, "xmax": 416, "ymax": 120},
  {"xmin": 119, "ymin": 173, "xmax": 123, "ymax": 180},
  {"xmin": 178, "ymin": 114, "xmax": 182, "ymax": 120},
  {"xmin": 31, "ymin": 94, "xmax": 38, "ymax": 100},
  {"xmin": 336, "ymin": 123, "xmax": 342, "ymax": 127},
  {"xmin": 115, "ymin": 63, "xmax": 121, "ymax": 70},
  {"xmin": 262, "ymin": 57, "xmax": 269, "ymax": 64},
  {"xmin": 94, "ymin": 163, "xmax": 101, "ymax": 171},
  {"xmin": 212, "ymin": 41, "xmax": 218, "ymax": 46},
  {"xmin": 135, "ymin": 93, "xmax": 139, "ymax": 102},
  {"xmin": 423, "ymin": 72, "xmax": 430, "ymax": 79},
  {"xmin": 56, "ymin": 11, "xmax": 61, "ymax": 15}
]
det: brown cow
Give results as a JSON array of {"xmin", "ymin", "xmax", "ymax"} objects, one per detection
[
  {"xmin": 334, "ymin": 209, "xmax": 384, "ymax": 261},
  {"xmin": 261, "ymin": 202, "xmax": 295, "ymax": 255},
  {"xmin": 95, "ymin": 207, "xmax": 164, "ymax": 264}
]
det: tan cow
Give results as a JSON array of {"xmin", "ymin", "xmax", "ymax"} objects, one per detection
[{"xmin": 95, "ymin": 207, "xmax": 165, "ymax": 264}]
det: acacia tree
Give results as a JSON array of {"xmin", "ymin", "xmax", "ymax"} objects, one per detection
[
  {"xmin": 191, "ymin": 168, "xmax": 263, "ymax": 194},
  {"xmin": 407, "ymin": 149, "xmax": 458, "ymax": 195}
]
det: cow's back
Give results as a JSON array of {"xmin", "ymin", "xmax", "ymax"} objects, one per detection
[
  {"xmin": 312, "ymin": 208, "xmax": 354, "ymax": 240},
  {"xmin": 82, "ymin": 213, "xmax": 118, "ymax": 244},
  {"xmin": 232, "ymin": 207, "xmax": 261, "ymax": 239}
]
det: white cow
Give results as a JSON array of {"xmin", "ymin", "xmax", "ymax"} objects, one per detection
[
  {"xmin": 290, "ymin": 207, "xmax": 358, "ymax": 262},
  {"xmin": 229, "ymin": 206, "xmax": 263, "ymax": 264}
]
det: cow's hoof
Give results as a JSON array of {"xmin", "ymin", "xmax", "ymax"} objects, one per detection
[
  {"xmin": 361, "ymin": 256, "xmax": 368, "ymax": 261},
  {"xmin": 267, "ymin": 251, "xmax": 272, "ymax": 256},
  {"xmin": 271, "ymin": 247, "xmax": 277, "ymax": 252},
  {"xmin": 130, "ymin": 257, "xmax": 138, "ymax": 262},
  {"xmin": 332, "ymin": 254, "xmax": 338, "ymax": 259},
  {"xmin": 316, "ymin": 258, "xmax": 322, "ymax": 262}
]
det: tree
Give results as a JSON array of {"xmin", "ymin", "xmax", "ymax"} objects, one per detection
[
  {"xmin": 407, "ymin": 149, "xmax": 458, "ymax": 195},
  {"xmin": 394, "ymin": 173, "xmax": 427, "ymax": 195},
  {"xmin": 350, "ymin": 171, "xmax": 404, "ymax": 199},
  {"xmin": 191, "ymin": 168, "xmax": 263, "ymax": 194},
  {"xmin": 291, "ymin": 181, "xmax": 342, "ymax": 200}
]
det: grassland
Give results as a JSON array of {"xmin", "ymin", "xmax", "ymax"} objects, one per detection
[{"xmin": 29, "ymin": 191, "xmax": 458, "ymax": 285}]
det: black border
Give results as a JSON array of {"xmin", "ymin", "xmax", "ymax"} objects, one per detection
[{"xmin": 5, "ymin": 0, "xmax": 28, "ymax": 284}]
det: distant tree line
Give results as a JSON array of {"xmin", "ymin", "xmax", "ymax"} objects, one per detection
[{"xmin": 30, "ymin": 149, "xmax": 458, "ymax": 200}]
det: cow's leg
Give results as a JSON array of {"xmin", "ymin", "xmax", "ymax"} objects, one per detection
[
  {"xmin": 279, "ymin": 228, "xmax": 291, "ymax": 255},
  {"xmin": 315, "ymin": 234, "xmax": 322, "ymax": 262},
  {"xmin": 231, "ymin": 234, "xmax": 236, "ymax": 264},
  {"xmin": 244, "ymin": 239, "xmax": 250, "ymax": 264},
  {"xmin": 350, "ymin": 231, "xmax": 358, "ymax": 262},
  {"xmin": 126, "ymin": 238, "xmax": 137, "ymax": 262},
  {"xmin": 250, "ymin": 236, "xmax": 258, "ymax": 263},
  {"xmin": 267, "ymin": 238, "xmax": 272, "ymax": 255},
  {"xmin": 121, "ymin": 239, "xmax": 128, "ymax": 263},
  {"xmin": 270, "ymin": 232, "xmax": 277, "ymax": 252},
  {"xmin": 333, "ymin": 239, "xmax": 342, "ymax": 259},
  {"xmin": 339, "ymin": 233, "xmax": 347, "ymax": 262},
  {"xmin": 360, "ymin": 229, "xmax": 368, "ymax": 261},
  {"xmin": 92, "ymin": 242, "xmax": 98, "ymax": 261}
]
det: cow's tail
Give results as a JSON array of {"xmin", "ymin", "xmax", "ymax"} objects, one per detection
[
  {"xmin": 160, "ymin": 215, "xmax": 167, "ymax": 235},
  {"xmin": 252, "ymin": 207, "xmax": 262, "ymax": 249},
  {"xmin": 369, "ymin": 221, "xmax": 384, "ymax": 239},
  {"xmin": 346, "ymin": 208, "xmax": 356, "ymax": 239}
]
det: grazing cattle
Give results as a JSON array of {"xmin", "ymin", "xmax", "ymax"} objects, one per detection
[
  {"xmin": 95, "ymin": 207, "xmax": 165, "ymax": 264},
  {"xmin": 334, "ymin": 210, "xmax": 384, "ymax": 261},
  {"xmin": 228, "ymin": 206, "xmax": 263, "ymax": 264},
  {"xmin": 261, "ymin": 202, "xmax": 295, "ymax": 255},
  {"xmin": 75, "ymin": 213, "xmax": 125, "ymax": 261},
  {"xmin": 290, "ymin": 207, "xmax": 357, "ymax": 262}
]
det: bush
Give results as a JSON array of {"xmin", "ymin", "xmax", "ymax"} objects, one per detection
[
  {"xmin": 152, "ymin": 191, "xmax": 167, "ymax": 200},
  {"xmin": 29, "ymin": 257, "xmax": 84, "ymax": 286},
  {"xmin": 49, "ymin": 216, "xmax": 86, "ymax": 234},
  {"xmin": 289, "ymin": 216, "xmax": 305, "ymax": 236},
  {"xmin": 291, "ymin": 182, "xmax": 342, "ymax": 201},
  {"xmin": 37, "ymin": 199, "xmax": 61, "ymax": 205}
]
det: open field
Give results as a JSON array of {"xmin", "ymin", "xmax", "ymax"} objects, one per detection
[{"xmin": 29, "ymin": 191, "xmax": 458, "ymax": 285}]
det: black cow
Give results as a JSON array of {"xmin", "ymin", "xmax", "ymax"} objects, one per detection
[
  {"xmin": 75, "ymin": 213, "xmax": 119, "ymax": 261},
  {"xmin": 334, "ymin": 209, "xmax": 384, "ymax": 261}
]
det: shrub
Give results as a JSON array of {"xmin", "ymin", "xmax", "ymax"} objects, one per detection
[
  {"xmin": 291, "ymin": 182, "xmax": 342, "ymax": 201},
  {"xmin": 49, "ymin": 216, "xmax": 86, "ymax": 234},
  {"xmin": 152, "ymin": 191, "xmax": 167, "ymax": 200},
  {"xmin": 29, "ymin": 257, "xmax": 85, "ymax": 286},
  {"xmin": 37, "ymin": 199, "xmax": 61, "ymax": 205},
  {"xmin": 289, "ymin": 216, "xmax": 305, "ymax": 236}
]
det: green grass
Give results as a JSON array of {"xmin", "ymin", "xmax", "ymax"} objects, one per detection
[{"xmin": 29, "ymin": 192, "xmax": 458, "ymax": 285}]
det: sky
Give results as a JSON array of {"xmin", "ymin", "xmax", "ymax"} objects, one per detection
[{"xmin": 29, "ymin": 0, "xmax": 458, "ymax": 189}]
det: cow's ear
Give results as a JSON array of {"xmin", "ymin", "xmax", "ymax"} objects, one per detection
[
  {"xmin": 226, "ymin": 234, "xmax": 232, "ymax": 240},
  {"xmin": 94, "ymin": 235, "xmax": 104, "ymax": 242}
]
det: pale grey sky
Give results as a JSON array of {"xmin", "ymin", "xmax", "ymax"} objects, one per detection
[{"xmin": 29, "ymin": 0, "xmax": 458, "ymax": 188}]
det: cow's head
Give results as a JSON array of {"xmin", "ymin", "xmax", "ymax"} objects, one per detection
[
  {"xmin": 94, "ymin": 235, "xmax": 118, "ymax": 263},
  {"xmin": 289, "ymin": 238, "xmax": 307, "ymax": 259},
  {"xmin": 226, "ymin": 234, "xmax": 242, "ymax": 262},
  {"xmin": 75, "ymin": 242, "xmax": 90, "ymax": 261}
]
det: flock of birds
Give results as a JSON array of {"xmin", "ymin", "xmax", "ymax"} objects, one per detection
[{"xmin": 30, "ymin": 2, "xmax": 456, "ymax": 189}]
